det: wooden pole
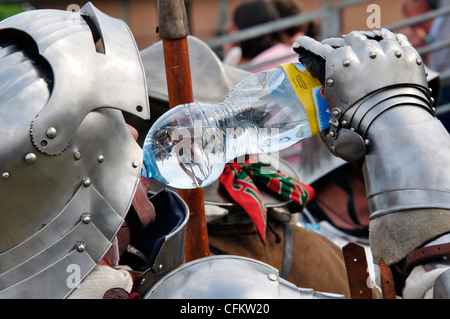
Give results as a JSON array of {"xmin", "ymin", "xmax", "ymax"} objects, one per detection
[{"xmin": 157, "ymin": 0, "xmax": 210, "ymax": 262}]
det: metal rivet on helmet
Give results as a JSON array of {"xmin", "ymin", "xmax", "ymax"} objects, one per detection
[
  {"xmin": 24, "ymin": 153, "xmax": 37, "ymax": 164},
  {"xmin": 81, "ymin": 213, "xmax": 92, "ymax": 224},
  {"xmin": 267, "ymin": 273, "xmax": 277, "ymax": 281},
  {"xmin": 82, "ymin": 178, "xmax": 91, "ymax": 187},
  {"xmin": 75, "ymin": 242, "xmax": 87, "ymax": 252},
  {"xmin": 46, "ymin": 127, "xmax": 57, "ymax": 139}
]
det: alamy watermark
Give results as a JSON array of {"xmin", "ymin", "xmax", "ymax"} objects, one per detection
[
  {"xmin": 366, "ymin": 4, "xmax": 381, "ymax": 29},
  {"xmin": 66, "ymin": 263, "xmax": 82, "ymax": 289}
]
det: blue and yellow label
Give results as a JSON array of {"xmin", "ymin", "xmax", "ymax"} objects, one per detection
[{"xmin": 281, "ymin": 63, "xmax": 330, "ymax": 135}]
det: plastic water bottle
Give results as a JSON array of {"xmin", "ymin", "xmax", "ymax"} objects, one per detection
[{"xmin": 143, "ymin": 62, "xmax": 330, "ymax": 189}]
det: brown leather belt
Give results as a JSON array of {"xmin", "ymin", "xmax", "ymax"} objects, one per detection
[
  {"xmin": 379, "ymin": 257, "xmax": 396, "ymax": 299},
  {"xmin": 403, "ymin": 242, "xmax": 450, "ymax": 273},
  {"xmin": 390, "ymin": 242, "xmax": 450, "ymax": 296},
  {"xmin": 342, "ymin": 242, "xmax": 373, "ymax": 299}
]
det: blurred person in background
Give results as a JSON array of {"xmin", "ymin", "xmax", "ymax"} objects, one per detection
[
  {"xmin": 223, "ymin": 0, "xmax": 317, "ymax": 73},
  {"xmin": 274, "ymin": 0, "xmax": 319, "ymax": 45},
  {"xmin": 401, "ymin": 0, "xmax": 450, "ymax": 109},
  {"xmin": 401, "ymin": 0, "xmax": 438, "ymax": 52}
]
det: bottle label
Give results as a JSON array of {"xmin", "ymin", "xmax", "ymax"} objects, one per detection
[{"xmin": 281, "ymin": 63, "xmax": 330, "ymax": 135}]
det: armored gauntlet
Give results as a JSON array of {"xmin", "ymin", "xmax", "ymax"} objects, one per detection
[{"xmin": 293, "ymin": 29, "xmax": 450, "ymax": 282}]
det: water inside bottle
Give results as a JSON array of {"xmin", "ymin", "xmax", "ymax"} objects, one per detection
[
  {"xmin": 143, "ymin": 118, "xmax": 311, "ymax": 188},
  {"xmin": 142, "ymin": 62, "xmax": 326, "ymax": 189}
]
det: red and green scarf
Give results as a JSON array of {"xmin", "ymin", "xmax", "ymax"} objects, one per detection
[{"xmin": 219, "ymin": 161, "xmax": 315, "ymax": 243}]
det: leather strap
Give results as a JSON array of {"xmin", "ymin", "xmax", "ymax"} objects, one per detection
[
  {"xmin": 280, "ymin": 222, "xmax": 293, "ymax": 280},
  {"xmin": 342, "ymin": 242, "xmax": 373, "ymax": 299},
  {"xmin": 208, "ymin": 244, "xmax": 228, "ymax": 255},
  {"xmin": 207, "ymin": 222, "xmax": 257, "ymax": 237},
  {"xmin": 379, "ymin": 257, "xmax": 396, "ymax": 299},
  {"xmin": 403, "ymin": 243, "xmax": 450, "ymax": 273}
]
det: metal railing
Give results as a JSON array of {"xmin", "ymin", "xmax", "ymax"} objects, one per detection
[
  {"xmin": 206, "ymin": 0, "xmax": 450, "ymax": 87},
  {"xmin": 206, "ymin": 0, "xmax": 375, "ymax": 49}
]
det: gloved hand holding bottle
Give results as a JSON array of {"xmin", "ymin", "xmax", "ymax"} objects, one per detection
[
  {"xmin": 142, "ymin": 62, "xmax": 330, "ymax": 189},
  {"xmin": 294, "ymin": 28, "xmax": 450, "ymax": 299}
]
